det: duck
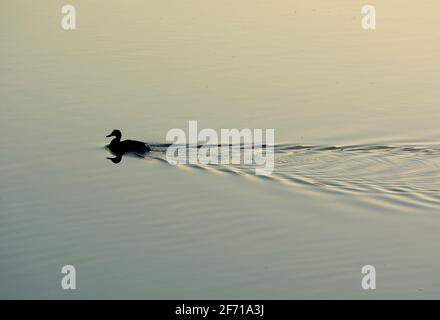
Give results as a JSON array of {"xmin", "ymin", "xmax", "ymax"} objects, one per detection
[{"xmin": 106, "ymin": 129, "xmax": 151, "ymax": 155}]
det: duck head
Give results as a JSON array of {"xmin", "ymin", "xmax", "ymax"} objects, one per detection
[{"xmin": 106, "ymin": 129, "xmax": 122, "ymax": 139}]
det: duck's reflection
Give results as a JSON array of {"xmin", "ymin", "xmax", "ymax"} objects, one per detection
[
  {"xmin": 106, "ymin": 150, "xmax": 150, "ymax": 164},
  {"xmin": 106, "ymin": 154, "xmax": 122, "ymax": 164}
]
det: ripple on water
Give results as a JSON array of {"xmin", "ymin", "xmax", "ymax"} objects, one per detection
[{"xmin": 147, "ymin": 143, "xmax": 440, "ymax": 212}]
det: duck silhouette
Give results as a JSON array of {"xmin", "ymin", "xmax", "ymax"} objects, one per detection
[{"xmin": 106, "ymin": 129, "xmax": 150, "ymax": 163}]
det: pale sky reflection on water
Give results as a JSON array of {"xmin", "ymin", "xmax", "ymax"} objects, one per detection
[{"xmin": 0, "ymin": 1, "xmax": 439, "ymax": 299}]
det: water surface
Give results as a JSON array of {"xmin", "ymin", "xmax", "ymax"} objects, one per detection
[{"xmin": 1, "ymin": 0, "xmax": 440, "ymax": 299}]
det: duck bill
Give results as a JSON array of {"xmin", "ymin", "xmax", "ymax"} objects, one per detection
[{"xmin": 106, "ymin": 133, "xmax": 113, "ymax": 137}]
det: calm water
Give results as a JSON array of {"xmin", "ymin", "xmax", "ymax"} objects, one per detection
[{"xmin": 1, "ymin": 1, "xmax": 440, "ymax": 299}]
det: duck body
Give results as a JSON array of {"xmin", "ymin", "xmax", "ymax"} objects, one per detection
[
  {"xmin": 106, "ymin": 129, "xmax": 151, "ymax": 155},
  {"xmin": 109, "ymin": 139, "xmax": 150, "ymax": 154}
]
